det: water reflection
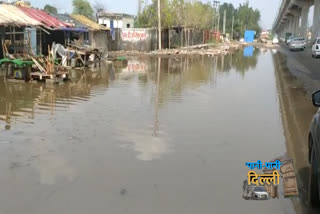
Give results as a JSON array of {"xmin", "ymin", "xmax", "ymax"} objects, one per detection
[
  {"xmin": 0, "ymin": 49, "xmax": 260, "ymax": 131},
  {"xmin": 244, "ymin": 46, "xmax": 254, "ymax": 57},
  {"xmin": 0, "ymin": 49, "xmax": 301, "ymax": 214}
]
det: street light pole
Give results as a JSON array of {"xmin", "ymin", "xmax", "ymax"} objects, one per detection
[
  {"xmin": 158, "ymin": 0, "xmax": 162, "ymax": 50},
  {"xmin": 231, "ymin": 15, "xmax": 234, "ymax": 39},
  {"xmin": 223, "ymin": 10, "xmax": 226, "ymax": 34}
]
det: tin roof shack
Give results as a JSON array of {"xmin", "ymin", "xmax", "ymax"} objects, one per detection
[
  {"xmin": 71, "ymin": 15, "xmax": 109, "ymax": 56},
  {"xmin": 0, "ymin": 4, "xmax": 42, "ymax": 58},
  {"xmin": 52, "ymin": 14, "xmax": 89, "ymax": 46},
  {"xmin": 18, "ymin": 6, "xmax": 72, "ymax": 56},
  {"xmin": 97, "ymin": 12, "xmax": 135, "ymax": 29}
]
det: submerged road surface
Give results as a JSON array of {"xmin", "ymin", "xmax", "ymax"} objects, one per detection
[{"xmin": 0, "ymin": 48, "xmax": 315, "ymax": 213}]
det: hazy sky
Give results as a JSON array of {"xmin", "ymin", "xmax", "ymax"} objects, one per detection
[{"xmin": 29, "ymin": 0, "xmax": 281, "ymax": 29}]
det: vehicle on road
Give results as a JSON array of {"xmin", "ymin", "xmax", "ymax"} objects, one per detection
[
  {"xmin": 286, "ymin": 36, "xmax": 293, "ymax": 45},
  {"xmin": 312, "ymin": 37, "xmax": 320, "ymax": 58},
  {"xmin": 285, "ymin": 33, "xmax": 293, "ymax": 44},
  {"xmin": 251, "ymin": 186, "xmax": 270, "ymax": 200},
  {"xmin": 289, "ymin": 38, "xmax": 306, "ymax": 51},
  {"xmin": 308, "ymin": 90, "xmax": 320, "ymax": 205},
  {"xmin": 272, "ymin": 37, "xmax": 279, "ymax": 44}
]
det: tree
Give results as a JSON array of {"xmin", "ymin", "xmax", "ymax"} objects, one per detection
[
  {"xmin": 233, "ymin": 2, "xmax": 261, "ymax": 37},
  {"xmin": 135, "ymin": 0, "xmax": 261, "ymax": 36},
  {"xmin": 219, "ymin": 3, "xmax": 235, "ymax": 34},
  {"xmin": 136, "ymin": 0, "xmax": 214, "ymax": 29},
  {"xmin": 184, "ymin": 1, "xmax": 214, "ymax": 29},
  {"xmin": 43, "ymin": 4, "xmax": 58, "ymax": 14},
  {"xmin": 72, "ymin": 0, "xmax": 94, "ymax": 19}
]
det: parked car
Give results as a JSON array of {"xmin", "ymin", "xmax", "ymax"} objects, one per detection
[
  {"xmin": 251, "ymin": 186, "xmax": 270, "ymax": 200},
  {"xmin": 312, "ymin": 37, "xmax": 320, "ymax": 58},
  {"xmin": 308, "ymin": 90, "xmax": 320, "ymax": 205},
  {"xmin": 289, "ymin": 38, "xmax": 305, "ymax": 51},
  {"xmin": 272, "ymin": 37, "xmax": 279, "ymax": 44}
]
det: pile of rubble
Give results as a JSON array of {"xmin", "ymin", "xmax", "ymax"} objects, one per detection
[{"xmin": 109, "ymin": 42, "xmax": 246, "ymax": 58}]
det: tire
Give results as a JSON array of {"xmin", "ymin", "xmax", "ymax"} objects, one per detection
[{"xmin": 310, "ymin": 146, "xmax": 320, "ymax": 206}]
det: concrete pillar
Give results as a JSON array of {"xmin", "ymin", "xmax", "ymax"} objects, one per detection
[
  {"xmin": 313, "ymin": 0, "xmax": 320, "ymax": 38},
  {"xmin": 301, "ymin": 4, "xmax": 310, "ymax": 38},
  {"xmin": 295, "ymin": 15, "xmax": 300, "ymax": 36},
  {"xmin": 289, "ymin": 17, "xmax": 294, "ymax": 34}
]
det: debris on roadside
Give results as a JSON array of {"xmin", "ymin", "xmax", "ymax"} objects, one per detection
[{"xmin": 109, "ymin": 42, "xmax": 247, "ymax": 58}]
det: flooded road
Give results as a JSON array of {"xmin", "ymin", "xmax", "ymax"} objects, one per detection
[{"xmin": 0, "ymin": 48, "xmax": 316, "ymax": 213}]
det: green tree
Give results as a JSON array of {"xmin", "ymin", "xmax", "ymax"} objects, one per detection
[
  {"xmin": 234, "ymin": 2, "xmax": 261, "ymax": 38},
  {"xmin": 72, "ymin": 0, "xmax": 94, "ymax": 19},
  {"xmin": 184, "ymin": 1, "xmax": 214, "ymax": 29},
  {"xmin": 43, "ymin": 4, "xmax": 58, "ymax": 14},
  {"xmin": 218, "ymin": 3, "xmax": 235, "ymax": 34},
  {"xmin": 136, "ymin": 0, "xmax": 214, "ymax": 29},
  {"xmin": 135, "ymin": 0, "xmax": 172, "ymax": 28}
]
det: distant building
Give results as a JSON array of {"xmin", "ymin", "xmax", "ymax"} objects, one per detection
[{"xmin": 97, "ymin": 12, "xmax": 135, "ymax": 29}]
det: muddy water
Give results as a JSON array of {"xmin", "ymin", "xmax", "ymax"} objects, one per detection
[{"xmin": 0, "ymin": 48, "xmax": 311, "ymax": 214}]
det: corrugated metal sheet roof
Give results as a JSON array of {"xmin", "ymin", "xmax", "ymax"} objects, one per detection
[
  {"xmin": 51, "ymin": 14, "xmax": 88, "ymax": 30},
  {"xmin": 18, "ymin": 6, "xmax": 71, "ymax": 29},
  {"xmin": 0, "ymin": 4, "xmax": 41, "ymax": 26},
  {"xmin": 71, "ymin": 15, "xmax": 109, "ymax": 31}
]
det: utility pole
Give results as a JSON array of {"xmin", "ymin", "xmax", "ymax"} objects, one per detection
[
  {"xmin": 223, "ymin": 10, "xmax": 226, "ymax": 34},
  {"xmin": 138, "ymin": 0, "xmax": 142, "ymax": 16},
  {"xmin": 158, "ymin": 0, "xmax": 162, "ymax": 50},
  {"xmin": 217, "ymin": 10, "xmax": 220, "ymax": 33},
  {"xmin": 231, "ymin": 15, "xmax": 234, "ymax": 39},
  {"xmin": 212, "ymin": 0, "xmax": 215, "ymax": 30}
]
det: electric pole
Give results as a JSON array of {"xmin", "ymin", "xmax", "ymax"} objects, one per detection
[
  {"xmin": 138, "ymin": 0, "xmax": 142, "ymax": 16},
  {"xmin": 217, "ymin": 10, "xmax": 220, "ymax": 33},
  {"xmin": 223, "ymin": 10, "xmax": 226, "ymax": 34},
  {"xmin": 158, "ymin": 0, "xmax": 162, "ymax": 50},
  {"xmin": 231, "ymin": 15, "xmax": 234, "ymax": 39}
]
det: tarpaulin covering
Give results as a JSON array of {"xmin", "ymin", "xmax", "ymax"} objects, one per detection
[
  {"xmin": 59, "ymin": 27, "xmax": 88, "ymax": 32},
  {"xmin": 18, "ymin": 6, "xmax": 71, "ymax": 29},
  {"xmin": 71, "ymin": 15, "xmax": 109, "ymax": 31},
  {"xmin": 0, "ymin": 58, "xmax": 34, "ymax": 66},
  {"xmin": 0, "ymin": 4, "xmax": 41, "ymax": 26}
]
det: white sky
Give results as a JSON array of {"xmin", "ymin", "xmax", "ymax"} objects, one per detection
[{"xmin": 29, "ymin": 0, "xmax": 282, "ymax": 29}]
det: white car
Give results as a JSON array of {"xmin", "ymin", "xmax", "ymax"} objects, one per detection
[
  {"xmin": 289, "ymin": 38, "xmax": 306, "ymax": 51},
  {"xmin": 312, "ymin": 37, "xmax": 320, "ymax": 58},
  {"xmin": 251, "ymin": 186, "xmax": 270, "ymax": 200},
  {"xmin": 272, "ymin": 37, "xmax": 279, "ymax": 44}
]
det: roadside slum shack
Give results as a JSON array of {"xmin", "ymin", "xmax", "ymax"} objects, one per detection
[
  {"xmin": 51, "ymin": 14, "xmax": 97, "ymax": 68},
  {"xmin": 0, "ymin": 4, "xmax": 40, "ymax": 81},
  {"xmin": 0, "ymin": 4, "xmax": 70, "ymax": 82},
  {"xmin": 17, "ymin": 6, "xmax": 71, "ymax": 56},
  {"xmin": 69, "ymin": 15, "xmax": 109, "ymax": 67}
]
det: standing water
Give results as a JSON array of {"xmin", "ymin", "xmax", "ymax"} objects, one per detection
[{"xmin": 0, "ymin": 48, "xmax": 301, "ymax": 213}]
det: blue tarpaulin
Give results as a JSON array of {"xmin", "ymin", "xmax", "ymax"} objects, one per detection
[
  {"xmin": 110, "ymin": 20, "xmax": 115, "ymax": 40},
  {"xmin": 244, "ymin": 30, "xmax": 255, "ymax": 42},
  {"xmin": 60, "ymin": 27, "xmax": 88, "ymax": 32}
]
